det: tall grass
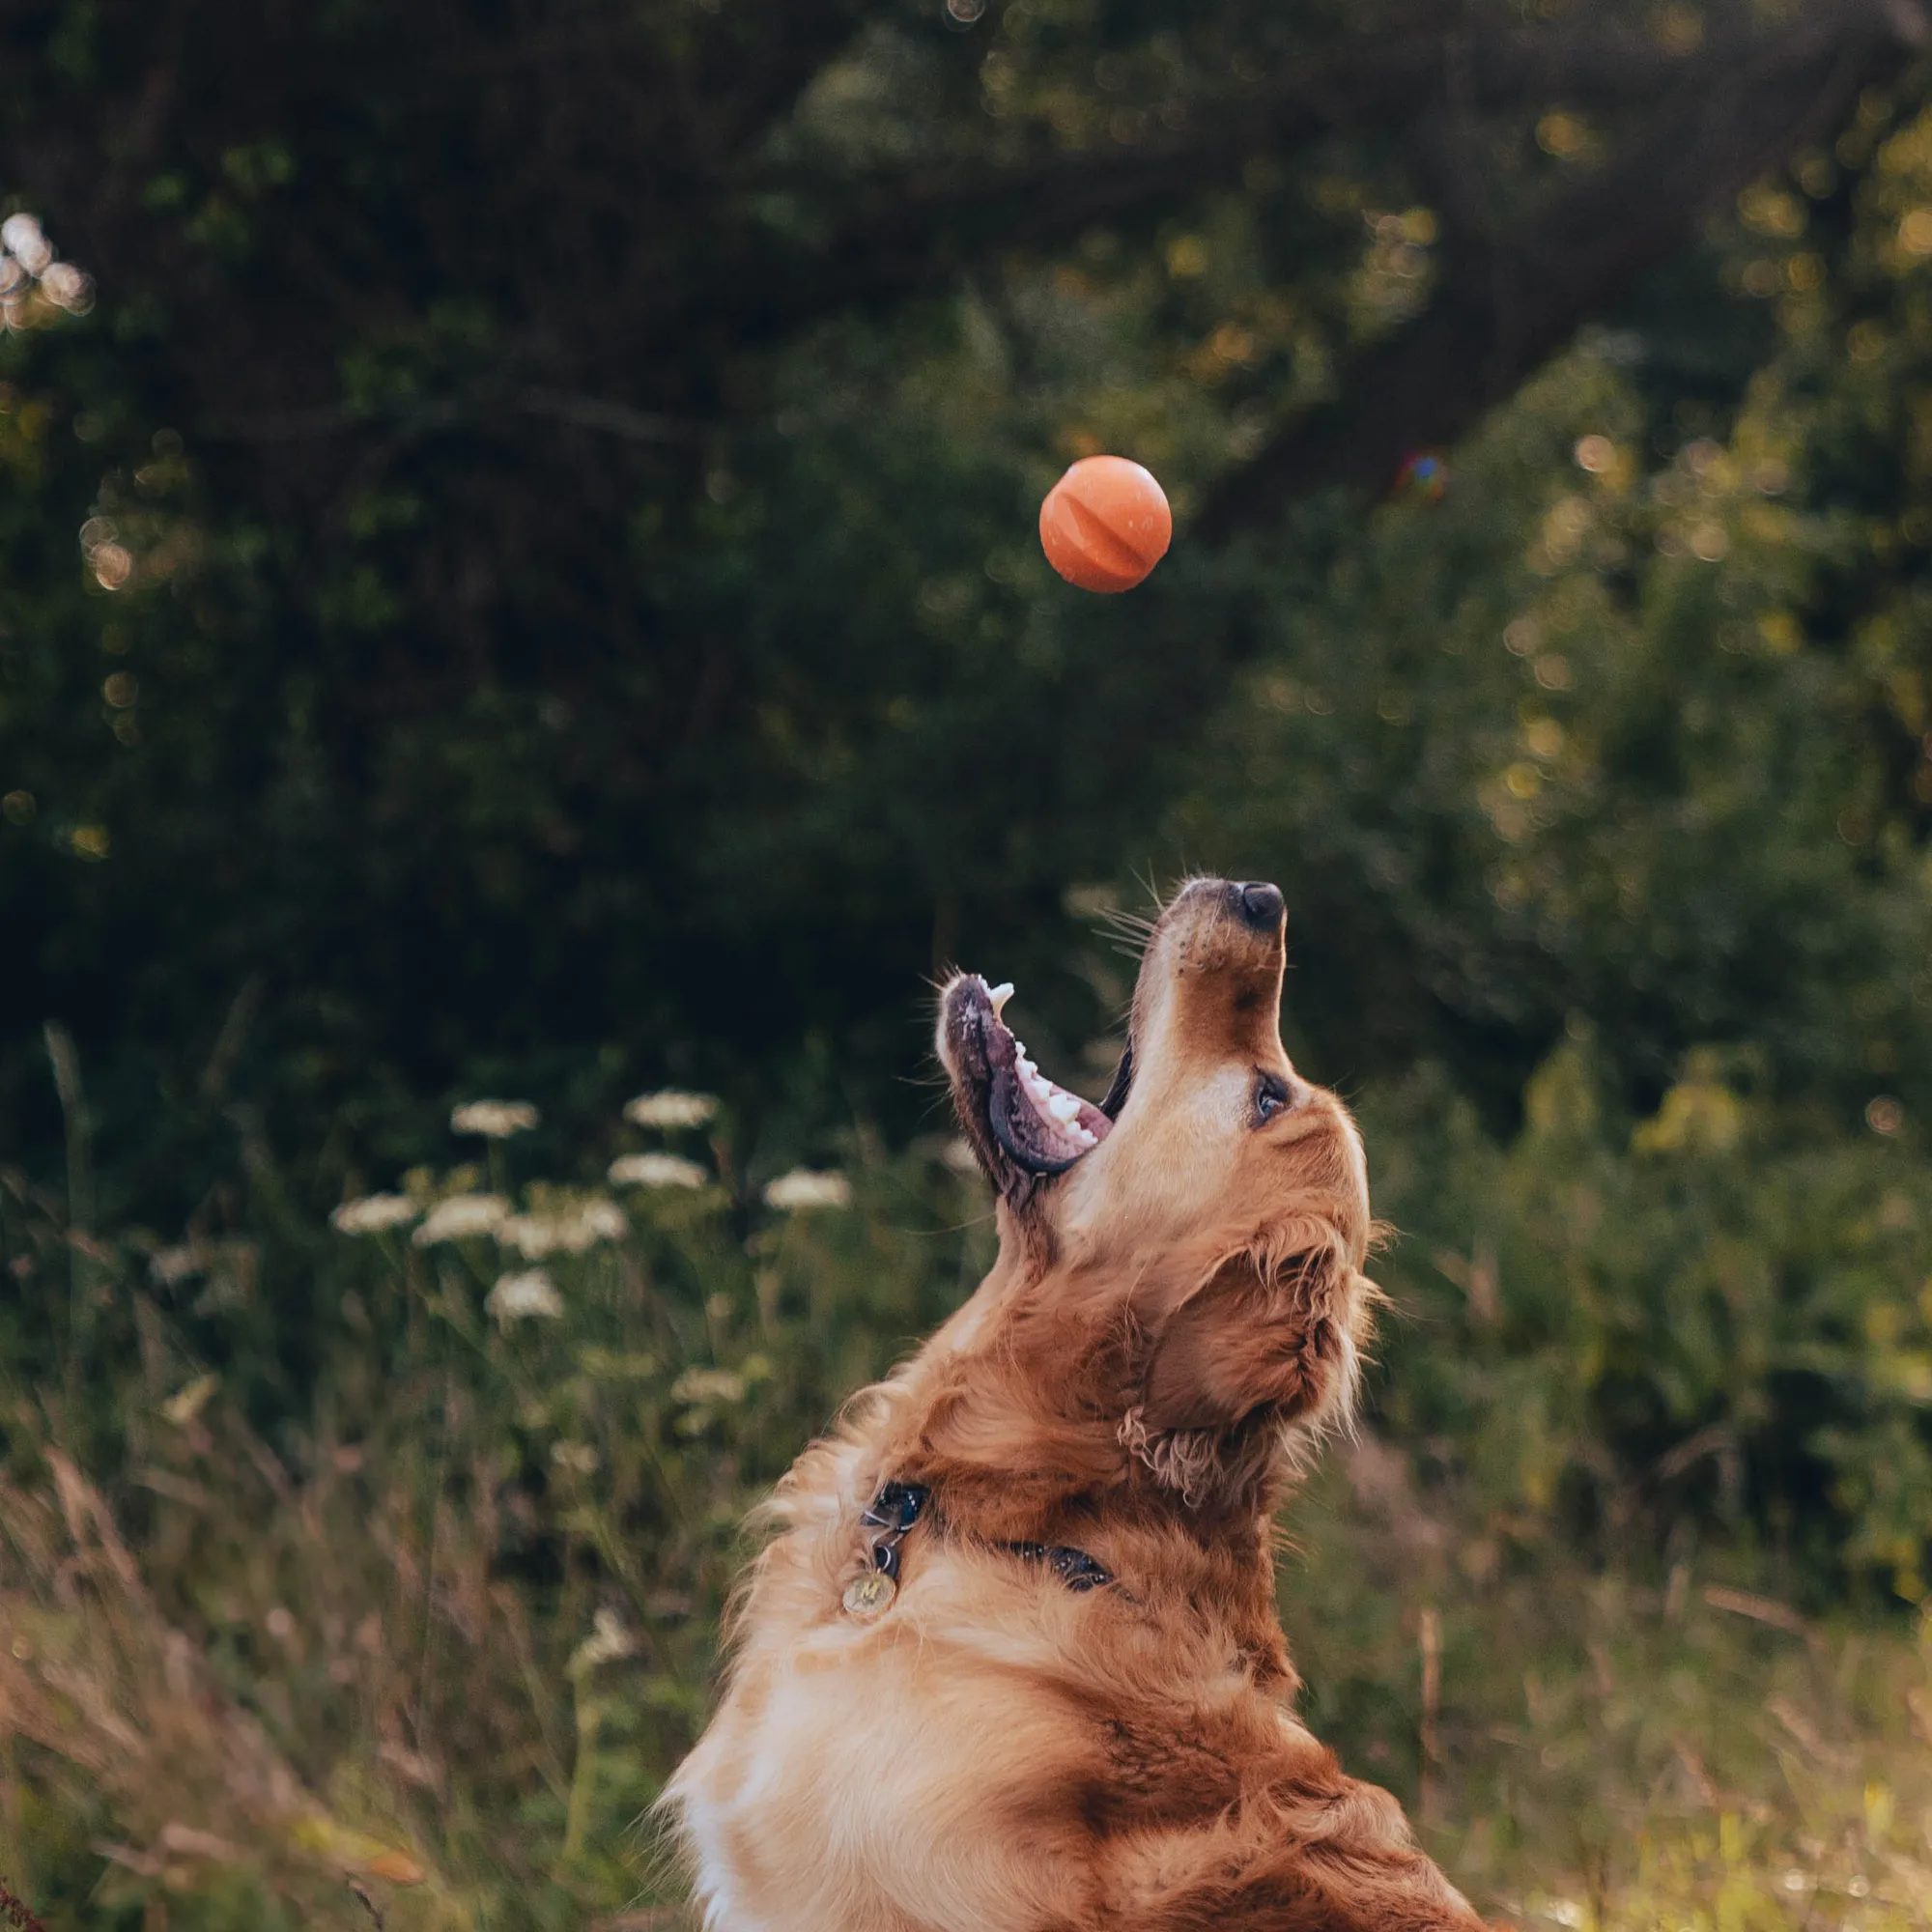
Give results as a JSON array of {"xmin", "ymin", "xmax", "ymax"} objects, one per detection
[{"xmin": 1, "ymin": 1067, "xmax": 1929, "ymax": 1928}]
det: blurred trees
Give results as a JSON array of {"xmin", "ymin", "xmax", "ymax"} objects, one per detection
[
  {"xmin": 6, "ymin": 0, "xmax": 1932, "ymax": 1588},
  {"xmin": 11, "ymin": 15, "xmax": 1932, "ymax": 1918},
  {"xmin": 3, "ymin": 0, "xmax": 1928, "ymax": 1203}
]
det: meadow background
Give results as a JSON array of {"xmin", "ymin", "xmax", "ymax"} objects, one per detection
[{"xmin": 5, "ymin": 1, "xmax": 1932, "ymax": 1924}]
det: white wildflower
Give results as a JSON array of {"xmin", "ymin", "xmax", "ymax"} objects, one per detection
[
  {"xmin": 329, "ymin": 1193, "xmax": 418, "ymax": 1236},
  {"xmin": 671, "ymin": 1366, "xmax": 746, "ymax": 1405},
  {"xmin": 762, "ymin": 1168, "xmax": 852, "ymax": 1211},
  {"xmin": 608, "ymin": 1151, "xmax": 708, "ymax": 1190},
  {"xmin": 485, "ymin": 1267, "xmax": 564, "ymax": 1324},
  {"xmin": 496, "ymin": 1216, "xmax": 550, "ymax": 1259},
  {"xmin": 623, "ymin": 1089, "xmax": 719, "ymax": 1130},
  {"xmin": 497, "ymin": 1197, "xmax": 628, "ymax": 1258},
  {"xmin": 412, "ymin": 1192, "xmax": 510, "ymax": 1244},
  {"xmin": 578, "ymin": 1198, "xmax": 628, "ymax": 1241},
  {"xmin": 551, "ymin": 1439, "xmax": 599, "ymax": 1473},
  {"xmin": 449, "ymin": 1098, "xmax": 540, "ymax": 1139}
]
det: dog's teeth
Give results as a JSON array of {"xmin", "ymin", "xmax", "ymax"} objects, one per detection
[
  {"xmin": 988, "ymin": 981, "xmax": 1014, "ymax": 1017},
  {"xmin": 1047, "ymin": 1092, "xmax": 1081, "ymax": 1124}
]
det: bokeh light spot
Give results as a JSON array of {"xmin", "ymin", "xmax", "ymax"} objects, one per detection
[{"xmin": 1901, "ymin": 208, "xmax": 1932, "ymax": 257}]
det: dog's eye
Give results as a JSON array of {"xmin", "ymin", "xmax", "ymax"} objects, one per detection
[{"xmin": 1253, "ymin": 1072, "xmax": 1293, "ymax": 1125}]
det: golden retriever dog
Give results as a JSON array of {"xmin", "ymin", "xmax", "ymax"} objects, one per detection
[{"xmin": 666, "ymin": 878, "xmax": 1486, "ymax": 1931}]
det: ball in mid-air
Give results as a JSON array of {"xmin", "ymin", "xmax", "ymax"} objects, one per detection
[{"xmin": 1038, "ymin": 455, "xmax": 1172, "ymax": 593}]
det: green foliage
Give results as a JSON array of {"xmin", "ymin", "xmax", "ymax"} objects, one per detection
[
  {"xmin": 8, "ymin": 5, "xmax": 1932, "ymax": 1921},
  {"xmin": 1, "ymin": 1101, "xmax": 992, "ymax": 1928},
  {"xmin": 0, "ymin": 0, "xmax": 1929, "ymax": 1637},
  {"xmin": 0, "ymin": 1, "xmax": 1922, "ymax": 1201},
  {"xmin": 1367, "ymin": 1041, "xmax": 1932, "ymax": 1602},
  {"xmin": 1283, "ymin": 1462, "xmax": 1932, "ymax": 1932},
  {"xmin": 4, "ymin": 1120, "xmax": 1932, "ymax": 1929}
]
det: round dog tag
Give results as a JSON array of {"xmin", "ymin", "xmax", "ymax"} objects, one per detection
[{"xmin": 842, "ymin": 1571, "xmax": 896, "ymax": 1619}]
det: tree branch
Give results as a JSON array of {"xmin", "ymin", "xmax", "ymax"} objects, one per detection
[
  {"xmin": 1196, "ymin": 4, "xmax": 1924, "ymax": 536},
  {"xmin": 688, "ymin": 8, "xmax": 1887, "ymax": 351}
]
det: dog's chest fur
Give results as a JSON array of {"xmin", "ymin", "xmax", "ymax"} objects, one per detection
[{"xmin": 666, "ymin": 1442, "xmax": 1302, "ymax": 1932}]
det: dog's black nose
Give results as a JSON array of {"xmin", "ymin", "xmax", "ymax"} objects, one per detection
[{"xmin": 1236, "ymin": 881, "xmax": 1285, "ymax": 929}]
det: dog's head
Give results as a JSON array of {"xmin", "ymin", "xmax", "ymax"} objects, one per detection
[
  {"xmin": 938, "ymin": 876, "xmax": 1369, "ymax": 1269},
  {"xmin": 937, "ymin": 878, "xmax": 1374, "ymax": 1488}
]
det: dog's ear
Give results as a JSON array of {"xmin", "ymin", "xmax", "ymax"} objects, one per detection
[{"xmin": 1137, "ymin": 1239, "xmax": 1367, "ymax": 1438}]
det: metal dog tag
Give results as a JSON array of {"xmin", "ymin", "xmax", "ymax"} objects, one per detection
[{"xmin": 842, "ymin": 1571, "xmax": 896, "ymax": 1619}]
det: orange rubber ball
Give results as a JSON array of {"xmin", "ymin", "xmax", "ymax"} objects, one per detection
[{"xmin": 1038, "ymin": 455, "xmax": 1173, "ymax": 593}]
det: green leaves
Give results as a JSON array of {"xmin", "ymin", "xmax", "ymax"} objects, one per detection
[{"xmin": 1369, "ymin": 1038, "xmax": 1932, "ymax": 1601}]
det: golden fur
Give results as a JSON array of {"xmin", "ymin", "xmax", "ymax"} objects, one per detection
[{"xmin": 665, "ymin": 879, "xmax": 1487, "ymax": 1931}]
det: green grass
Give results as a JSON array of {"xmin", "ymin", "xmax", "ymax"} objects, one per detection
[
  {"xmin": 6, "ymin": 1417, "xmax": 1927, "ymax": 1932},
  {"xmin": 2, "ymin": 1131, "xmax": 1928, "ymax": 1930},
  {"xmin": 1284, "ymin": 1457, "xmax": 1932, "ymax": 1930}
]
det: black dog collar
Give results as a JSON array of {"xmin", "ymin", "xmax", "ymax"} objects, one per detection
[{"xmin": 842, "ymin": 1480, "xmax": 1112, "ymax": 1620}]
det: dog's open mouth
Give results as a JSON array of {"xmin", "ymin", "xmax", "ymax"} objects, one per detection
[{"xmin": 940, "ymin": 975, "xmax": 1117, "ymax": 1179}]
